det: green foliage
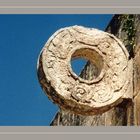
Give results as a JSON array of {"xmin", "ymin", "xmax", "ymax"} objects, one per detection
[{"xmin": 121, "ymin": 15, "xmax": 136, "ymax": 48}]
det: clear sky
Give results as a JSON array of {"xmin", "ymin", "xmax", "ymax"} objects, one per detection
[{"xmin": 0, "ymin": 15, "xmax": 113, "ymax": 126}]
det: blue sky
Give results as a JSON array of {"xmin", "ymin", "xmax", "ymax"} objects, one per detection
[{"xmin": 0, "ymin": 15, "xmax": 113, "ymax": 126}]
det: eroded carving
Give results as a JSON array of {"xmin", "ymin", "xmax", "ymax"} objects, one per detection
[
  {"xmin": 71, "ymin": 85, "xmax": 91, "ymax": 103},
  {"xmin": 37, "ymin": 25, "xmax": 131, "ymax": 115}
]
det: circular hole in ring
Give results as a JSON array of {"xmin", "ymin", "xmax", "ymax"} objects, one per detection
[{"xmin": 69, "ymin": 47, "xmax": 104, "ymax": 84}]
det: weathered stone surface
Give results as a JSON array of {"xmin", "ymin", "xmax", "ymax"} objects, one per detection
[
  {"xmin": 50, "ymin": 15, "xmax": 135, "ymax": 126},
  {"xmin": 133, "ymin": 15, "xmax": 140, "ymax": 125},
  {"xmin": 37, "ymin": 25, "xmax": 132, "ymax": 116}
]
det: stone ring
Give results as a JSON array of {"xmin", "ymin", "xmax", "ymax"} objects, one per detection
[{"xmin": 37, "ymin": 25, "xmax": 131, "ymax": 115}]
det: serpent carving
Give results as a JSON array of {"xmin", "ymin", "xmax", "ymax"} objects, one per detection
[{"xmin": 37, "ymin": 25, "xmax": 131, "ymax": 115}]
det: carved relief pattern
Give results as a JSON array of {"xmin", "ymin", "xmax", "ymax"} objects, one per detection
[
  {"xmin": 71, "ymin": 85, "xmax": 91, "ymax": 103},
  {"xmin": 38, "ymin": 26, "xmax": 130, "ymax": 115}
]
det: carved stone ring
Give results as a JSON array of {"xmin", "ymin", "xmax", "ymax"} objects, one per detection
[{"xmin": 37, "ymin": 26, "xmax": 132, "ymax": 115}]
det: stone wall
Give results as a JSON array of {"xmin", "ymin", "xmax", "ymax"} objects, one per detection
[{"xmin": 50, "ymin": 15, "xmax": 140, "ymax": 126}]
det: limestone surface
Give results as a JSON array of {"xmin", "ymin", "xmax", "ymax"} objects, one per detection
[{"xmin": 37, "ymin": 25, "xmax": 131, "ymax": 115}]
